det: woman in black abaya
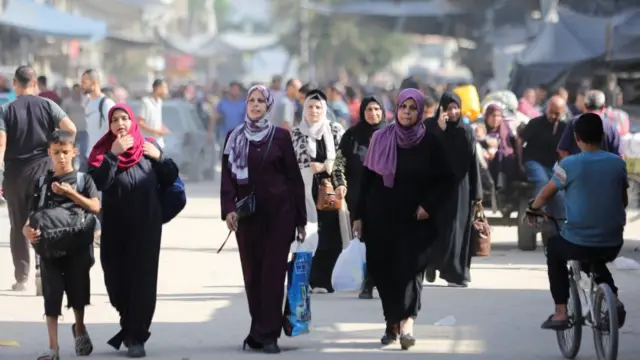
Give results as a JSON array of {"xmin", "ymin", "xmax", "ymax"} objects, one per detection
[{"xmin": 424, "ymin": 92, "xmax": 482, "ymax": 287}]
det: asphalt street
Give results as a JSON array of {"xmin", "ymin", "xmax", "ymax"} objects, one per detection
[{"xmin": 0, "ymin": 180, "xmax": 639, "ymax": 359}]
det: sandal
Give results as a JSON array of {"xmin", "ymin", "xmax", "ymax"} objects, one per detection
[
  {"xmin": 540, "ymin": 314, "xmax": 569, "ymax": 330},
  {"xmin": 72, "ymin": 324, "xmax": 94, "ymax": 356},
  {"xmin": 37, "ymin": 349, "xmax": 59, "ymax": 360},
  {"xmin": 399, "ymin": 334, "xmax": 416, "ymax": 350}
]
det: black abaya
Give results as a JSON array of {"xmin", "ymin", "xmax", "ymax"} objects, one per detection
[
  {"xmin": 89, "ymin": 151, "xmax": 178, "ymax": 348},
  {"xmin": 425, "ymin": 113, "xmax": 482, "ymax": 285},
  {"xmin": 354, "ymin": 131, "xmax": 452, "ymax": 324}
]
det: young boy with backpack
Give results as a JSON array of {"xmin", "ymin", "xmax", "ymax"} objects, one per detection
[{"xmin": 23, "ymin": 130, "xmax": 101, "ymax": 360}]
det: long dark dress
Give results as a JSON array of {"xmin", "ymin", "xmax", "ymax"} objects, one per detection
[
  {"xmin": 354, "ymin": 131, "xmax": 452, "ymax": 324},
  {"xmin": 425, "ymin": 118, "xmax": 482, "ymax": 284},
  {"xmin": 309, "ymin": 137, "xmax": 345, "ymax": 292},
  {"xmin": 220, "ymin": 128, "xmax": 306, "ymax": 344},
  {"xmin": 339, "ymin": 118, "xmax": 386, "ymax": 291},
  {"xmin": 89, "ymin": 151, "xmax": 179, "ymax": 348}
]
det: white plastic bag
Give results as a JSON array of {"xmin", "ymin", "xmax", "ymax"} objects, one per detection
[
  {"xmin": 331, "ymin": 238, "xmax": 367, "ymax": 292},
  {"xmin": 290, "ymin": 222, "xmax": 319, "ymax": 255}
]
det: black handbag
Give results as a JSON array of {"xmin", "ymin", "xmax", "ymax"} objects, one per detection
[{"xmin": 218, "ymin": 130, "xmax": 275, "ymax": 253}]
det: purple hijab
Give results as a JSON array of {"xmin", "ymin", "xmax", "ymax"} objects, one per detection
[{"xmin": 363, "ymin": 88, "xmax": 426, "ymax": 187}]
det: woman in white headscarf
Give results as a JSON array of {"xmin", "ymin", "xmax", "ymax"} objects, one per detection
[{"xmin": 291, "ymin": 89, "xmax": 347, "ymax": 293}]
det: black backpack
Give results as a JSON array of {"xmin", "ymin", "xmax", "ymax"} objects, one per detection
[{"xmin": 30, "ymin": 172, "xmax": 96, "ymax": 258}]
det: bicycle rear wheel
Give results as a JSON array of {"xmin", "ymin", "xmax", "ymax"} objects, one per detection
[
  {"xmin": 593, "ymin": 284, "xmax": 619, "ymax": 360},
  {"xmin": 556, "ymin": 277, "xmax": 583, "ymax": 359}
]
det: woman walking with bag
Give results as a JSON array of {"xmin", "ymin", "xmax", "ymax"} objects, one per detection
[
  {"xmin": 87, "ymin": 104, "xmax": 178, "ymax": 358},
  {"xmin": 352, "ymin": 89, "xmax": 452, "ymax": 350},
  {"xmin": 291, "ymin": 89, "xmax": 347, "ymax": 294},
  {"xmin": 220, "ymin": 85, "xmax": 306, "ymax": 354}
]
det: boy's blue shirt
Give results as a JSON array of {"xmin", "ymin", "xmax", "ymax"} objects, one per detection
[{"xmin": 551, "ymin": 150, "xmax": 627, "ymax": 247}]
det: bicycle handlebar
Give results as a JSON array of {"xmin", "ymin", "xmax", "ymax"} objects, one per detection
[{"xmin": 524, "ymin": 209, "xmax": 566, "ymax": 232}]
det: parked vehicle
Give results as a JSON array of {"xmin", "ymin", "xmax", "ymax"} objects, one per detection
[{"xmin": 128, "ymin": 99, "xmax": 216, "ymax": 181}]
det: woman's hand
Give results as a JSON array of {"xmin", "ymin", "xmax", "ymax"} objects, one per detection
[
  {"xmin": 225, "ymin": 212, "xmax": 238, "ymax": 232},
  {"xmin": 416, "ymin": 206, "xmax": 429, "ymax": 220},
  {"xmin": 296, "ymin": 225, "xmax": 306, "ymax": 242},
  {"xmin": 23, "ymin": 225, "xmax": 40, "ymax": 243},
  {"xmin": 437, "ymin": 106, "xmax": 448, "ymax": 130},
  {"xmin": 335, "ymin": 185, "xmax": 347, "ymax": 199},
  {"xmin": 310, "ymin": 162, "xmax": 326, "ymax": 174},
  {"xmin": 486, "ymin": 138, "xmax": 499, "ymax": 149},
  {"xmin": 352, "ymin": 220, "xmax": 362, "ymax": 238},
  {"xmin": 143, "ymin": 142, "xmax": 162, "ymax": 160},
  {"xmin": 111, "ymin": 134, "xmax": 134, "ymax": 155}
]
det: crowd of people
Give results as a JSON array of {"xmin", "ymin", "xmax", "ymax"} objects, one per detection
[
  {"xmin": 219, "ymin": 74, "xmax": 630, "ymax": 354},
  {"xmin": 0, "ymin": 64, "xmax": 632, "ymax": 358}
]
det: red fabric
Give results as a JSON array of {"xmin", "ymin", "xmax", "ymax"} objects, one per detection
[
  {"xmin": 39, "ymin": 90, "xmax": 61, "ymax": 105},
  {"xmin": 87, "ymin": 104, "xmax": 145, "ymax": 170}
]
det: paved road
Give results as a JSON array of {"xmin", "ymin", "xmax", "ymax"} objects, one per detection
[{"xmin": 1, "ymin": 180, "xmax": 639, "ymax": 359}]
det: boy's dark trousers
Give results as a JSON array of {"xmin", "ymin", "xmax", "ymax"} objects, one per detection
[
  {"xmin": 40, "ymin": 246, "xmax": 94, "ymax": 317},
  {"xmin": 2, "ymin": 158, "xmax": 51, "ymax": 283}
]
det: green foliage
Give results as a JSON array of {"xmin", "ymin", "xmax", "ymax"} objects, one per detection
[{"xmin": 271, "ymin": 0, "xmax": 411, "ymax": 76}]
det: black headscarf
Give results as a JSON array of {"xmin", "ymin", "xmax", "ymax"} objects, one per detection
[
  {"xmin": 353, "ymin": 96, "xmax": 386, "ymax": 145},
  {"xmin": 426, "ymin": 91, "xmax": 475, "ymax": 179},
  {"xmin": 430, "ymin": 91, "xmax": 462, "ymax": 126}
]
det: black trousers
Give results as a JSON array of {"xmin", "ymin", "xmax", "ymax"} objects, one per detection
[
  {"xmin": 2, "ymin": 159, "xmax": 51, "ymax": 282},
  {"xmin": 41, "ymin": 246, "xmax": 94, "ymax": 317},
  {"xmin": 547, "ymin": 235, "xmax": 622, "ymax": 305}
]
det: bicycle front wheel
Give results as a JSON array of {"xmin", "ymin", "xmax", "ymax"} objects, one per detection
[
  {"xmin": 556, "ymin": 277, "xmax": 583, "ymax": 359},
  {"xmin": 593, "ymin": 284, "xmax": 619, "ymax": 360}
]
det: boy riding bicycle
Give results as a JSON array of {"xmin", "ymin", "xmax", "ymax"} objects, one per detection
[{"xmin": 526, "ymin": 112, "xmax": 627, "ymax": 331}]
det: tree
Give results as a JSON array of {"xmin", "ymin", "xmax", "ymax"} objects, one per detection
[{"xmin": 270, "ymin": 0, "xmax": 412, "ymax": 79}]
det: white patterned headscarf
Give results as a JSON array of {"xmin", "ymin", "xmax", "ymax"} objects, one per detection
[
  {"xmin": 223, "ymin": 85, "xmax": 275, "ymax": 184},
  {"xmin": 298, "ymin": 91, "xmax": 336, "ymax": 171}
]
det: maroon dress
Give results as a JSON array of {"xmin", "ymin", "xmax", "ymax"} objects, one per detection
[{"xmin": 220, "ymin": 127, "xmax": 306, "ymax": 344}]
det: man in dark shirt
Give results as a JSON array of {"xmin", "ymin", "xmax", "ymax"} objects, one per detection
[
  {"xmin": 517, "ymin": 95, "xmax": 567, "ymax": 219},
  {"xmin": 0, "ymin": 65, "xmax": 76, "ymax": 291},
  {"xmin": 37, "ymin": 75, "xmax": 62, "ymax": 105},
  {"xmin": 557, "ymin": 90, "xmax": 623, "ymax": 159}
]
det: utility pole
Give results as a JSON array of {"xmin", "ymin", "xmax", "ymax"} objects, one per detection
[{"xmin": 299, "ymin": 0, "xmax": 310, "ymax": 81}]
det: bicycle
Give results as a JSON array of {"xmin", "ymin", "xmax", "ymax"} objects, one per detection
[{"xmin": 524, "ymin": 210, "xmax": 620, "ymax": 360}]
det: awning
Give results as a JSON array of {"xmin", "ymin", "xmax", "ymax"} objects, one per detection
[
  {"xmin": 0, "ymin": 0, "xmax": 107, "ymax": 40},
  {"xmin": 304, "ymin": 0, "xmax": 466, "ymax": 17}
]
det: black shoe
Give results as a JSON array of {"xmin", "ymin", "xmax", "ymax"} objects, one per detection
[
  {"xmin": 380, "ymin": 323, "xmax": 398, "ymax": 345},
  {"xmin": 616, "ymin": 301, "xmax": 627, "ymax": 329},
  {"xmin": 262, "ymin": 342, "xmax": 281, "ymax": 354},
  {"xmin": 242, "ymin": 336, "xmax": 263, "ymax": 351},
  {"xmin": 127, "ymin": 343, "xmax": 146, "ymax": 358},
  {"xmin": 359, "ymin": 287, "xmax": 373, "ymax": 299},
  {"xmin": 425, "ymin": 269, "xmax": 436, "ymax": 283}
]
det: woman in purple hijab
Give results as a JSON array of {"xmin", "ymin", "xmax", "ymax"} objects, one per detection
[{"xmin": 351, "ymin": 88, "xmax": 453, "ymax": 350}]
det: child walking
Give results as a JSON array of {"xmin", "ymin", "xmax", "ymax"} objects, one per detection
[{"xmin": 23, "ymin": 130, "xmax": 101, "ymax": 360}]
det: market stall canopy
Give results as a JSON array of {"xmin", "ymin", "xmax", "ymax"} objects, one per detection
[
  {"xmin": 155, "ymin": 30, "xmax": 280, "ymax": 58},
  {"xmin": 0, "ymin": 0, "xmax": 107, "ymax": 40},
  {"xmin": 72, "ymin": 0, "xmax": 172, "ymax": 27},
  {"xmin": 610, "ymin": 8, "xmax": 640, "ymax": 62},
  {"xmin": 303, "ymin": 0, "xmax": 465, "ymax": 16}
]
